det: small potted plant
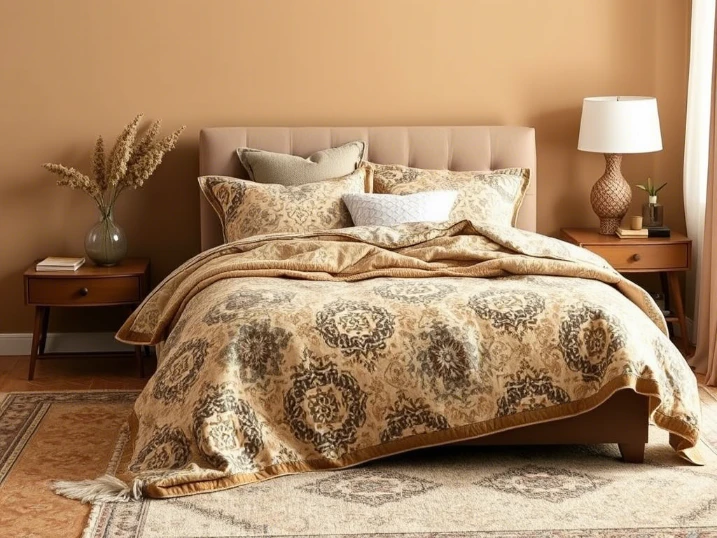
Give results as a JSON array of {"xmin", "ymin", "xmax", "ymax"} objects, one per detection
[
  {"xmin": 636, "ymin": 177, "xmax": 666, "ymax": 227},
  {"xmin": 43, "ymin": 114, "xmax": 185, "ymax": 266}
]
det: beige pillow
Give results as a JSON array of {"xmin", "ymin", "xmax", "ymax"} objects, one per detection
[
  {"xmin": 237, "ymin": 141, "xmax": 366, "ymax": 186},
  {"xmin": 199, "ymin": 167, "xmax": 367, "ymax": 242},
  {"xmin": 371, "ymin": 164, "xmax": 530, "ymax": 227}
]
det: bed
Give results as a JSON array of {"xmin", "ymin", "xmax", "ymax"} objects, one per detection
[
  {"xmin": 111, "ymin": 126, "xmax": 701, "ymax": 500},
  {"xmin": 196, "ymin": 126, "xmax": 651, "ymax": 460}
]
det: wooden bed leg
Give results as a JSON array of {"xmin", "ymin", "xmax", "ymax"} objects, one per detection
[{"xmin": 618, "ymin": 443, "xmax": 645, "ymax": 463}]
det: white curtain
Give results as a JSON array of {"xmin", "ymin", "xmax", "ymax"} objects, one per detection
[{"xmin": 684, "ymin": 0, "xmax": 716, "ymax": 374}]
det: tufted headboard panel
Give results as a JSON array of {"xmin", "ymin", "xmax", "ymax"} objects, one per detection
[{"xmin": 198, "ymin": 126, "xmax": 537, "ymax": 250}]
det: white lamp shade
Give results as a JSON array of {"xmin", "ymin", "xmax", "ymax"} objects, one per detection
[{"xmin": 578, "ymin": 96, "xmax": 663, "ymax": 154}]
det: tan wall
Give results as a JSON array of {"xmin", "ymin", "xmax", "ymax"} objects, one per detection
[{"xmin": 0, "ymin": 0, "xmax": 690, "ymax": 333}]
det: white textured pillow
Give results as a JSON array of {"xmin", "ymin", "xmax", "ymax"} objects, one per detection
[{"xmin": 343, "ymin": 191, "xmax": 458, "ymax": 227}]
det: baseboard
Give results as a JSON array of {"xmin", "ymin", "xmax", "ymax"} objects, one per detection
[{"xmin": 0, "ymin": 332, "xmax": 131, "ymax": 356}]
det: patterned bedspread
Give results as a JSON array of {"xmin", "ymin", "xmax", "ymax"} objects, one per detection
[{"xmin": 116, "ymin": 221, "xmax": 702, "ymax": 498}]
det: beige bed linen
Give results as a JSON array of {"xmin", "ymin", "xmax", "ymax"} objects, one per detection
[
  {"xmin": 199, "ymin": 168, "xmax": 368, "ymax": 242},
  {"xmin": 116, "ymin": 221, "xmax": 702, "ymax": 499}
]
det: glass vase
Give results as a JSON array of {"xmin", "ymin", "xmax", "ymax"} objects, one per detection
[
  {"xmin": 84, "ymin": 210, "xmax": 127, "ymax": 266},
  {"xmin": 641, "ymin": 199, "xmax": 664, "ymax": 228}
]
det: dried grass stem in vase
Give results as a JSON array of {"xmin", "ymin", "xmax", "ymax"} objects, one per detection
[{"xmin": 43, "ymin": 114, "xmax": 185, "ymax": 266}]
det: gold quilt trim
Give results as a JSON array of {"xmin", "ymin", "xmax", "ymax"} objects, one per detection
[{"xmin": 135, "ymin": 374, "xmax": 700, "ymax": 499}]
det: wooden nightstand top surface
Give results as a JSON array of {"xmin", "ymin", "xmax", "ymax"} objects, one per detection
[
  {"xmin": 561, "ymin": 228, "xmax": 690, "ymax": 247},
  {"xmin": 24, "ymin": 258, "xmax": 150, "ymax": 279}
]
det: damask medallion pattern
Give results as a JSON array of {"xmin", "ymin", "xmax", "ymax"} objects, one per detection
[
  {"xmin": 468, "ymin": 290, "xmax": 546, "ymax": 340},
  {"xmin": 151, "ymin": 338, "xmax": 209, "ymax": 403},
  {"xmin": 316, "ymin": 299, "xmax": 395, "ymax": 371},
  {"xmin": 299, "ymin": 469, "xmax": 439, "ymax": 507},
  {"xmin": 284, "ymin": 353, "xmax": 368, "ymax": 458},
  {"xmin": 380, "ymin": 393, "xmax": 450, "ymax": 443},
  {"xmin": 191, "ymin": 383, "xmax": 264, "ymax": 472},
  {"xmin": 497, "ymin": 361, "xmax": 571, "ymax": 416},
  {"xmin": 559, "ymin": 305, "xmax": 627, "ymax": 383},
  {"xmin": 477, "ymin": 465, "xmax": 612, "ymax": 503},
  {"xmin": 219, "ymin": 319, "xmax": 291, "ymax": 383},
  {"xmin": 130, "ymin": 425, "xmax": 191, "ymax": 473},
  {"xmin": 414, "ymin": 322, "xmax": 478, "ymax": 399}
]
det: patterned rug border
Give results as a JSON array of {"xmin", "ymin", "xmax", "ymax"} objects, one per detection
[
  {"xmin": 83, "ymin": 418, "xmax": 135, "ymax": 538},
  {"xmin": 162, "ymin": 527, "xmax": 717, "ymax": 538},
  {"xmin": 112, "ymin": 530, "xmax": 716, "ymax": 538},
  {"xmin": 0, "ymin": 390, "xmax": 139, "ymax": 489},
  {"xmin": 0, "ymin": 389, "xmax": 142, "ymax": 396},
  {"xmin": 0, "ymin": 389, "xmax": 140, "ymax": 538}
]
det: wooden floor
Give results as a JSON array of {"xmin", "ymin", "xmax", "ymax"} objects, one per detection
[{"xmin": 0, "ymin": 355, "xmax": 155, "ymax": 392}]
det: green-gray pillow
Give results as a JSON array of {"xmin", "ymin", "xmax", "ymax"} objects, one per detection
[{"xmin": 236, "ymin": 141, "xmax": 366, "ymax": 186}]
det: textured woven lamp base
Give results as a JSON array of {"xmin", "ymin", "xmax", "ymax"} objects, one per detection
[
  {"xmin": 597, "ymin": 217, "xmax": 623, "ymax": 235},
  {"xmin": 590, "ymin": 153, "xmax": 632, "ymax": 235}
]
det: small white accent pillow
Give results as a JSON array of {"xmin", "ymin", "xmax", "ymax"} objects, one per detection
[{"xmin": 343, "ymin": 191, "xmax": 459, "ymax": 227}]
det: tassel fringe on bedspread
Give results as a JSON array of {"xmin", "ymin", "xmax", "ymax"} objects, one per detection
[{"xmin": 52, "ymin": 475, "xmax": 144, "ymax": 503}]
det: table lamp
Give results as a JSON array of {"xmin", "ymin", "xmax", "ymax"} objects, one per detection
[{"xmin": 577, "ymin": 96, "xmax": 663, "ymax": 234}]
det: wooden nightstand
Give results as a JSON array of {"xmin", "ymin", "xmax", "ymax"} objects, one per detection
[
  {"xmin": 23, "ymin": 258, "xmax": 150, "ymax": 380},
  {"xmin": 560, "ymin": 229, "xmax": 692, "ymax": 354}
]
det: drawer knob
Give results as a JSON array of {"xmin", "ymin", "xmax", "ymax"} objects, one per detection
[
  {"xmin": 79, "ymin": 287, "xmax": 89, "ymax": 296},
  {"xmin": 632, "ymin": 253, "xmax": 642, "ymax": 262}
]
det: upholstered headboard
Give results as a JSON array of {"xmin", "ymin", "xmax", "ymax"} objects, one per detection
[{"xmin": 198, "ymin": 126, "xmax": 537, "ymax": 251}]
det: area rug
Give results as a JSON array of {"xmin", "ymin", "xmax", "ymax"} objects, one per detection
[
  {"xmin": 86, "ymin": 388, "xmax": 717, "ymax": 538},
  {"xmin": 0, "ymin": 390, "xmax": 138, "ymax": 538},
  {"xmin": 1, "ymin": 388, "xmax": 717, "ymax": 538}
]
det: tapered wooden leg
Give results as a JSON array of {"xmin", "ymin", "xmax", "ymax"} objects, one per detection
[
  {"xmin": 667, "ymin": 272, "xmax": 689, "ymax": 354},
  {"xmin": 659, "ymin": 272, "xmax": 673, "ymax": 338},
  {"xmin": 38, "ymin": 307, "xmax": 50, "ymax": 355},
  {"xmin": 619, "ymin": 442, "xmax": 645, "ymax": 463},
  {"xmin": 28, "ymin": 307, "xmax": 47, "ymax": 380}
]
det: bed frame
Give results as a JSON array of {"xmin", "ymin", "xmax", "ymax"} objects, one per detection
[{"xmin": 198, "ymin": 126, "xmax": 649, "ymax": 463}]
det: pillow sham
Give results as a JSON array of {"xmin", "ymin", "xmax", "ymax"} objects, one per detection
[
  {"xmin": 371, "ymin": 164, "xmax": 530, "ymax": 227},
  {"xmin": 200, "ymin": 167, "xmax": 367, "ymax": 242},
  {"xmin": 342, "ymin": 191, "xmax": 458, "ymax": 227},
  {"xmin": 237, "ymin": 141, "xmax": 366, "ymax": 186}
]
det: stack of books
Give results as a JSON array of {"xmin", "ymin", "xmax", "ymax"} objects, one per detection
[
  {"xmin": 35, "ymin": 257, "xmax": 85, "ymax": 272},
  {"xmin": 616, "ymin": 227, "xmax": 648, "ymax": 239},
  {"xmin": 616, "ymin": 226, "xmax": 671, "ymax": 239}
]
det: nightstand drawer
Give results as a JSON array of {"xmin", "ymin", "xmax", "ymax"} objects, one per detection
[
  {"xmin": 589, "ymin": 243, "xmax": 689, "ymax": 271},
  {"xmin": 27, "ymin": 276, "xmax": 141, "ymax": 305}
]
